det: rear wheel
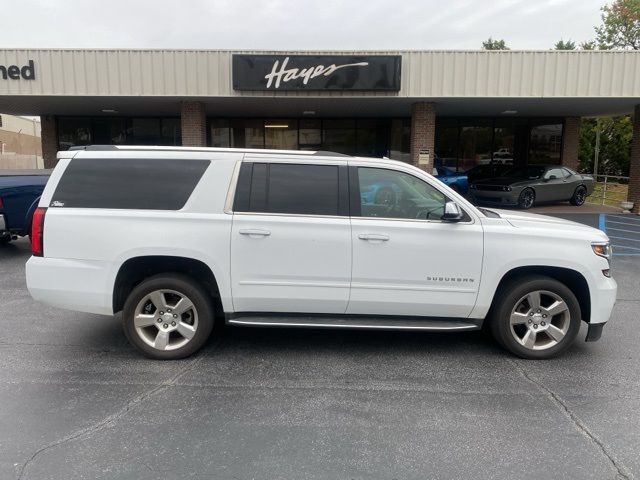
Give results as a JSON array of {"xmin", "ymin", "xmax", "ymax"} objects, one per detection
[
  {"xmin": 122, "ymin": 274, "xmax": 214, "ymax": 359},
  {"xmin": 489, "ymin": 276, "xmax": 581, "ymax": 359},
  {"xmin": 570, "ymin": 185, "xmax": 587, "ymax": 206},
  {"xmin": 517, "ymin": 188, "xmax": 535, "ymax": 209},
  {"xmin": 0, "ymin": 236, "xmax": 11, "ymax": 245}
]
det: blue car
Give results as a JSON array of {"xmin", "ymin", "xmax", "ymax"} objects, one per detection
[
  {"xmin": 432, "ymin": 166, "xmax": 469, "ymax": 195},
  {"xmin": 0, "ymin": 170, "xmax": 50, "ymax": 244}
]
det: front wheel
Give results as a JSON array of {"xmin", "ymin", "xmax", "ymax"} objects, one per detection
[
  {"xmin": 517, "ymin": 188, "xmax": 535, "ymax": 209},
  {"xmin": 122, "ymin": 274, "xmax": 214, "ymax": 359},
  {"xmin": 489, "ymin": 276, "xmax": 581, "ymax": 359},
  {"xmin": 570, "ymin": 185, "xmax": 587, "ymax": 206}
]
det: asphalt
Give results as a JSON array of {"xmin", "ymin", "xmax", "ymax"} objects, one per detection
[{"xmin": 1, "ymin": 221, "xmax": 639, "ymax": 480}]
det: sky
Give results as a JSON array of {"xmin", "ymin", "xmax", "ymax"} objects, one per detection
[{"xmin": 2, "ymin": 0, "xmax": 606, "ymax": 50}]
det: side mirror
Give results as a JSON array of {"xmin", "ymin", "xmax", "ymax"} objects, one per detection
[
  {"xmin": 442, "ymin": 201, "xmax": 464, "ymax": 222},
  {"xmin": 545, "ymin": 175, "xmax": 556, "ymax": 181}
]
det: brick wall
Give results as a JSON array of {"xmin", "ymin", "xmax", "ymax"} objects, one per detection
[
  {"xmin": 629, "ymin": 105, "xmax": 640, "ymax": 214},
  {"xmin": 41, "ymin": 116, "xmax": 58, "ymax": 169},
  {"xmin": 409, "ymin": 102, "xmax": 435, "ymax": 169},
  {"xmin": 181, "ymin": 101, "xmax": 206, "ymax": 147},
  {"xmin": 561, "ymin": 117, "xmax": 581, "ymax": 171}
]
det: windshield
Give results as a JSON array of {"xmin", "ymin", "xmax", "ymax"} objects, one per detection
[{"xmin": 502, "ymin": 166, "xmax": 546, "ymax": 180}]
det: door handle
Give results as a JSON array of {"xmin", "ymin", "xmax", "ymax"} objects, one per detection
[
  {"xmin": 239, "ymin": 229, "xmax": 271, "ymax": 237},
  {"xmin": 358, "ymin": 233, "xmax": 390, "ymax": 242}
]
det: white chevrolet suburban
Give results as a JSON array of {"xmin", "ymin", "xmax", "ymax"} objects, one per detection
[{"xmin": 26, "ymin": 146, "xmax": 617, "ymax": 360}]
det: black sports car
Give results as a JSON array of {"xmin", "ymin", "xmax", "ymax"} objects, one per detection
[{"xmin": 469, "ymin": 165, "xmax": 594, "ymax": 209}]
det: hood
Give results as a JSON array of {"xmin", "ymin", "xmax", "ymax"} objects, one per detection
[{"xmin": 488, "ymin": 208, "xmax": 609, "ymax": 241}]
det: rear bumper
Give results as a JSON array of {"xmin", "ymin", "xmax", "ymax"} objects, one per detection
[{"xmin": 26, "ymin": 256, "xmax": 114, "ymax": 315}]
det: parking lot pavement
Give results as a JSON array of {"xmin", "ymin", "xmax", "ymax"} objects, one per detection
[{"xmin": 1, "ymin": 233, "xmax": 639, "ymax": 480}]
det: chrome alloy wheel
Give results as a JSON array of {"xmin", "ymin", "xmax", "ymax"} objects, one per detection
[
  {"xmin": 508, "ymin": 290, "xmax": 570, "ymax": 351},
  {"xmin": 133, "ymin": 289, "xmax": 199, "ymax": 351}
]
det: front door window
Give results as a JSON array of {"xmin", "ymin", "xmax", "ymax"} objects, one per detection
[{"xmin": 358, "ymin": 167, "xmax": 446, "ymax": 220}]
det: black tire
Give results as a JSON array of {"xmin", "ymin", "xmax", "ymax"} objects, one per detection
[
  {"xmin": 122, "ymin": 273, "xmax": 214, "ymax": 360},
  {"xmin": 570, "ymin": 185, "xmax": 587, "ymax": 206},
  {"xmin": 489, "ymin": 275, "xmax": 581, "ymax": 359},
  {"xmin": 517, "ymin": 188, "xmax": 535, "ymax": 209},
  {"xmin": 0, "ymin": 236, "xmax": 11, "ymax": 245}
]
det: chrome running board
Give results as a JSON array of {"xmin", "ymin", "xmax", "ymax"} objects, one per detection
[{"xmin": 226, "ymin": 314, "xmax": 482, "ymax": 331}]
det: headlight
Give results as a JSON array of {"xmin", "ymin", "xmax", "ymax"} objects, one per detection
[
  {"xmin": 502, "ymin": 186, "xmax": 512, "ymax": 192},
  {"xmin": 592, "ymin": 242, "xmax": 612, "ymax": 260},
  {"xmin": 592, "ymin": 241, "xmax": 612, "ymax": 276},
  {"xmin": 470, "ymin": 184, "xmax": 477, "ymax": 190}
]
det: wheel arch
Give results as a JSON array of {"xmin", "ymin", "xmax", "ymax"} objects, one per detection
[
  {"xmin": 489, "ymin": 265, "xmax": 591, "ymax": 323},
  {"xmin": 113, "ymin": 256, "xmax": 223, "ymax": 315}
]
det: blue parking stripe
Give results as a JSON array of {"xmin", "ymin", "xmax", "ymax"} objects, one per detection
[
  {"xmin": 598, "ymin": 214, "xmax": 606, "ymax": 233},
  {"xmin": 601, "ymin": 214, "xmax": 640, "ymax": 256}
]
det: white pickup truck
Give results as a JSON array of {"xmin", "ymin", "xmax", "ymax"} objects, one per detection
[{"xmin": 26, "ymin": 146, "xmax": 616, "ymax": 360}]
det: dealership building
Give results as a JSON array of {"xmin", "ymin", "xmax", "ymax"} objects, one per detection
[{"xmin": 0, "ymin": 48, "xmax": 639, "ymax": 212}]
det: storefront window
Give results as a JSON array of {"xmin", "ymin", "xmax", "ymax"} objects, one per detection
[
  {"xmin": 435, "ymin": 119, "xmax": 459, "ymax": 170},
  {"xmin": 492, "ymin": 121, "xmax": 515, "ymax": 166},
  {"xmin": 128, "ymin": 118, "xmax": 162, "ymax": 145},
  {"xmin": 356, "ymin": 119, "xmax": 390, "ymax": 157},
  {"xmin": 161, "ymin": 118, "xmax": 181, "ymax": 145},
  {"xmin": 57, "ymin": 118, "xmax": 92, "ymax": 150},
  {"xmin": 458, "ymin": 121, "xmax": 493, "ymax": 171},
  {"xmin": 92, "ymin": 118, "xmax": 127, "ymax": 145},
  {"xmin": 210, "ymin": 120, "xmax": 230, "ymax": 147},
  {"xmin": 322, "ymin": 119, "xmax": 356, "ymax": 155},
  {"xmin": 231, "ymin": 119, "xmax": 264, "ymax": 149},
  {"xmin": 299, "ymin": 119, "xmax": 321, "ymax": 149},
  {"xmin": 389, "ymin": 119, "xmax": 410, "ymax": 162},
  {"xmin": 529, "ymin": 122, "xmax": 562, "ymax": 164},
  {"xmin": 57, "ymin": 117, "xmax": 181, "ymax": 150},
  {"xmin": 265, "ymin": 119, "xmax": 298, "ymax": 150}
]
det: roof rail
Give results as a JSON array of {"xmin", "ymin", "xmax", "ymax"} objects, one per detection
[{"xmin": 67, "ymin": 145, "xmax": 350, "ymax": 157}]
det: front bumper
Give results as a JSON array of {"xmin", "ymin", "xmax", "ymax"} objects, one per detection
[
  {"xmin": 589, "ymin": 275, "xmax": 617, "ymax": 325},
  {"xmin": 469, "ymin": 190, "xmax": 520, "ymax": 206}
]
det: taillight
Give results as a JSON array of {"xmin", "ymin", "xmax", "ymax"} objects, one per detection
[
  {"xmin": 31, "ymin": 207, "xmax": 46, "ymax": 257},
  {"xmin": 0, "ymin": 196, "xmax": 4, "ymax": 209}
]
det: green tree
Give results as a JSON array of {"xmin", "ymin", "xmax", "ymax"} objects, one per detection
[
  {"xmin": 595, "ymin": 0, "xmax": 640, "ymax": 49},
  {"xmin": 579, "ymin": 117, "xmax": 633, "ymax": 175},
  {"xmin": 578, "ymin": 0, "xmax": 639, "ymax": 178},
  {"xmin": 554, "ymin": 39, "xmax": 576, "ymax": 50},
  {"xmin": 482, "ymin": 37, "xmax": 509, "ymax": 50},
  {"xmin": 580, "ymin": 40, "xmax": 597, "ymax": 50}
]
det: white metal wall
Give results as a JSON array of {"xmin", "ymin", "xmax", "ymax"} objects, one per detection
[{"xmin": 1, "ymin": 49, "xmax": 640, "ymax": 99}]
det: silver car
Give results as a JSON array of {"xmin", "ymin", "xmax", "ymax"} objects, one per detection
[{"xmin": 469, "ymin": 165, "xmax": 594, "ymax": 209}]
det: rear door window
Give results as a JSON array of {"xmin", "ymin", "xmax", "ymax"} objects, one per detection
[
  {"xmin": 234, "ymin": 162, "xmax": 348, "ymax": 216},
  {"xmin": 51, "ymin": 157, "xmax": 210, "ymax": 210}
]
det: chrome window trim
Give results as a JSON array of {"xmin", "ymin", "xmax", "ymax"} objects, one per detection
[{"xmin": 223, "ymin": 158, "xmax": 243, "ymax": 215}]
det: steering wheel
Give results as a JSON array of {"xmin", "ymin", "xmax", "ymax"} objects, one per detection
[{"xmin": 374, "ymin": 187, "xmax": 397, "ymax": 207}]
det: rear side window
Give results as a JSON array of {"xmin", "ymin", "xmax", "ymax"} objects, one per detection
[
  {"xmin": 233, "ymin": 162, "xmax": 347, "ymax": 216},
  {"xmin": 51, "ymin": 157, "xmax": 210, "ymax": 210}
]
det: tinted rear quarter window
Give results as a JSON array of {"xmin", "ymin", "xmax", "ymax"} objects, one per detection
[{"xmin": 51, "ymin": 157, "xmax": 210, "ymax": 210}]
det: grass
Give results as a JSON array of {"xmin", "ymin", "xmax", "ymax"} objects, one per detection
[{"xmin": 586, "ymin": 182, "xmax": 628, "ymax": 207}]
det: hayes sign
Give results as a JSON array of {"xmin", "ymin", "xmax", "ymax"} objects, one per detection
[
  {"xmin": 0, "ymin": 60, "xmax": 35, "ymax": 80},
  {"xmin": 232, "ymin": 55, "xmax": 401, "ymax": 91}
]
